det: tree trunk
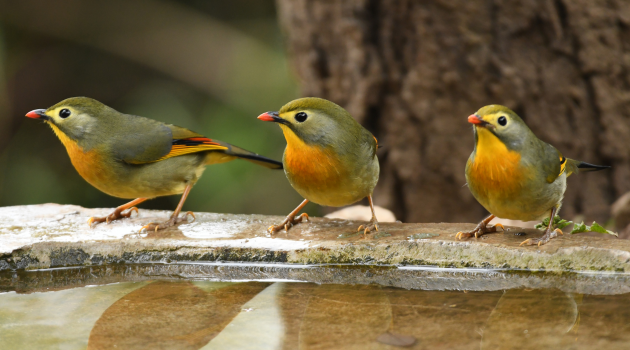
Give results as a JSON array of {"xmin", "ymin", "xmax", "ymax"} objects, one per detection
[{"xmin": 276, "ymin": 0, "xmax": 630, "ymax": 224}]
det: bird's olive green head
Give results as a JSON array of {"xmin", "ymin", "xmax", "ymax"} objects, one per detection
[
  {"xmin": 469, "ymin": 104, "xmax": 535, "ymax": 151},
  {"xmin": 258, "ymin": 97, "xmax": 364, "ymax": 146},
  {"xmin": 25, "ymin": 97, "xmax": 115, "ymax": 144}
]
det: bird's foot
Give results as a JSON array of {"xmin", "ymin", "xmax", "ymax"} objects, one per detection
[
  {"xmin": 357, "ymin": 218, "xmax": 379, "ymax": 238},
  {"xmin": 140, "ymin": 211, "xmax": 195, "ymax": 232},
  {"xmin": 268, "ymin": 213, "xmax": 309, "ymax": 234},
  {"xmin": 88, "ymin": 207, "xmax": 139, "ymax": 227},
  {"xmin": 520, "ymin": 228, "xmax": 563, "ymax": 247},
  {"xmin": 456, "ymin": 222, "xmax": 504, "ymax": 240}
]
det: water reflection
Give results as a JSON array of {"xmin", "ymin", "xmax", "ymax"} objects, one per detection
[
  {"xmin": 298, "ymin": 284, "xmax": 393, "ymax": 349},
  {"xmin": 481, "ymin": 290, "xmax": 580, "ymax": 349},
  {"xmin": 88, "ymin": 281, "xmax": 269, "ymax": 349},
  {"xmin": 1, "ymin": 281, "xmax": 629, "ymax": 349},
  {"xmin": 0, "ymin": 282, "xmax": 149, "ymax": 349},
  {"xmin": 203, "ymin": 282, "xmax": 284, "ymax": 349}
]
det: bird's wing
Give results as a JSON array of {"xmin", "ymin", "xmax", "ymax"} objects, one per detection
[
  {"xmin": 359, "ymin": 128, "xmax": 378, "ymax": 159},
  {"xmin": 527, "ymin": 137, "xmax": 608, "ymax": 182},
  {"xmin": 110, "ymin": 114, "xmax": 174, "ymax": 164},
  {"xmin": 129, "ymin": 124, "xmax": 281, "ymax": 169},
  {"xmin": 118, "ymin": 122, "xmax": 227, "ymax": 164},
  {"xmin": 372, "ymin": 136, "xmax": 379, "ymax": 157},
  {"xmin": 539, "ymin": 143, "xmax": 564, "ymax": 184},
  {"xmin": 149, "ymin": 124, "xmax": 228, "ymax": 162}
]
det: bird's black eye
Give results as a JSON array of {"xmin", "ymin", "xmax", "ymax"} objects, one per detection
[
  {"xmin": 59, "ymin": 109, "xmax": 71, "ymax": 118},
  {"xmin": 498, "ymin": 116, "xmax": 507, "ymax": 126},
  {"xmin": 295, "ymin": 112, "xmax": 308, "ymax": 122}
]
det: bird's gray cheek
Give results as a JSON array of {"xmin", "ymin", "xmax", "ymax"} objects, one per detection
[
  {"xmin": 510, "ymin": 139, "xmax": 524, "ymax": 151},
  {"xmin": 75, "ymin": 126, "xmax": 86, "ymax": 136},
  {"xmin": 77, "ymin": 120, "xmax": 97, "ymax": 137},
  {"xmin": 70, "ymin": 125, "xmax": 91, "ymax": 140}
]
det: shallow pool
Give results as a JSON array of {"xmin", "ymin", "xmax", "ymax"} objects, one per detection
[{"xmin": 1, "ymin": 264, "xmax": 629, "ymax": 349}]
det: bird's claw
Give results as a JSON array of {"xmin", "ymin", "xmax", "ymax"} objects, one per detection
[
  {"xmin": 519, "ymin": 238, "xmax": 546, "ymax": 247},
  {"xmin": 184, "ymin": 211, "xmax": 196, "ymax": 222},
  {"xmin": 357, "ymin": 219, "xmax": 379, "ymax": 238},
  {"xmin": 456, "ymin": 222, "xmax": 504, "ymax": 240},
  {"xmin": 268, "ymin": 213, "xmax": 309, "ymax": 234},
  {"xmin": 138, "ymin": 211, "xmax": 196, "ymax": 233},
  {"xmin": 139, "ymin": 222, "xmax": 163, "ymax": 233},
  {"xmin": 519, "ymin": 228, "xmax": 563, "ymax": 246},
  {"xmin": 88, "ymin": 207, "xmax": 139, "ymax": 227}
]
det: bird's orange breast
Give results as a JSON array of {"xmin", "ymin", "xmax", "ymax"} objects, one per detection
[
  {"xmin": 281, "ymin": 126, "xmax": 345, "ymax": 192},
  {"xmin": 48, "ymin": 123, "xmax": 112, "ymax": 191},
  {"xmin": 467, "ymin": 127, "xmax": 524, "ymax": 197}
]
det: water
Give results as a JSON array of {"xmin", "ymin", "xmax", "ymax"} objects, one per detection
[{"xmin": 1, "ymin": 264, "xmax": 629, "ymax": 349}]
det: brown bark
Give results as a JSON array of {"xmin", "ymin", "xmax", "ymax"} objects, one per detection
[{"xmin": 276, "ymin": 0, "xmax": 630, "ymax": 224}]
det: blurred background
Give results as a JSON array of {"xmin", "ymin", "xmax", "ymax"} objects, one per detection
[
  {"xmin": 0, "ymin": 0, "xmax": 317, "ymax": 217},
  {"xmin": 1, "ymin": 0, "xmax": 629, "ymax": 236}
]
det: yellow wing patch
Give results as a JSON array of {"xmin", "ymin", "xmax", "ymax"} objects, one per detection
[
  {"xmin": 150, "ymin": 137, "xmax": 228, "ymax": 163},
  {"xmin": 559, "ymin": 156, "xmax": 567, "ymax": 176},
  {"xmin": 373, "ymin": 135, "xmax": 379, "ymax": 157}
]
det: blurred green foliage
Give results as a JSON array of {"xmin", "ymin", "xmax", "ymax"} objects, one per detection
[{"xmin": 0, "ymin": 0, "xmax": 321, "ymax": 217}]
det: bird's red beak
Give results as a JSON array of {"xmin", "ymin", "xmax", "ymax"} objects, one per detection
[
  {"xmin": 468, "ymin": 114, "xmax": 483, "ymax": 125},
  {"xmin": 26, "ymin": 109, "xmax": 46, "ymax": 119},
  {"xmin": 26, "ymin": 109, "xmax": 48, "ymax": 119},
  {"xmin": 257, "ymin": 111, "xmax": 290, "ymax": 125},
  {"xmin": 257, "ymin": 112, "xmax": 277, "ymax": 122}
]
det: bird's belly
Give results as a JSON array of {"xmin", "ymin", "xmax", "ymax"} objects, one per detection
[
  {"xmin": 69, "ymin": 148, "xmax": 205, "ymax": 199},
  {"xmin": 288, "ymin": 177, "xmax": 368, "ymax": 207},
  {"xmin": 284, "ymin": 147, "xmax": 378, "ymax": 207},
  {"xmin": 479, "ymin": 194, "xmax": 560, "ymax": 222},
  {"xmin": 467, "ymin": 156, "xmax": 566, "ymax": 221}
]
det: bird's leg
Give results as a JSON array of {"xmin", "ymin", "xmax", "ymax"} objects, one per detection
[
  {"xmin": 88, "ymin": 198, "xmax": 147, "ymax": 227},
  {"xmin": 520, "ymin": 207, "xmax": 562, "ymax": 246},
  {"xmin": 455, "ymin": 214, "xmax": 505, "ymax": 240},
  {"xmin": 357, "ymin": 195, "xmax": 380, "ymax": 237},
  {"xmin": 141, "ymin": 185, "xmax": 195, "ymax": 232},
  {"xmin": 268, "ymin": 199, "xmax": 310, "ymax": 234}
]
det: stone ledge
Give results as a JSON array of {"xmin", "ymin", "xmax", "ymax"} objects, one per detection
[
  {"xmin": 3, "ymin": 263, "xmax": 630, "ymax": 295},
  {"xmin": 0, "ymin": 204, "xmax": 628, "ymax": 273}
]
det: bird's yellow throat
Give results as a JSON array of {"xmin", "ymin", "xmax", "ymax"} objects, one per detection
[
  {"xmin": 47, "ymin": 122, "xmax": 106, "ymax": 184},
  {"xmin": 468, "ymin": 126, "xmax": 523, "ymax": 193},
  {"xmin": 48, "ymin": 122, "xmax": 82, "ymax": 154}
]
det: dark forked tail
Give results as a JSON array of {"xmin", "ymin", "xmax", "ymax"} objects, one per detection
[
  {"xmin": 577, "ymin": 161, "xmax": 610, "ymax": 172},
  {"xmin": 225, "ymin": 144, "xmax": 283, "ymax": 169},
  {"xmin": 566, "ymin": 159, "xmax": 610, "ymax": 177}
]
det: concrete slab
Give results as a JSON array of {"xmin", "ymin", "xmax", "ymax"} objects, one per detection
[{"xmin": 0, "ymin": 204, "xmax": 629, "ymax": 273}]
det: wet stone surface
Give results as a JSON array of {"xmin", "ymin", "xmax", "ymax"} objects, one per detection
[{"xmin": 1, "ymin": 204, "xmax": 629, "ymax": 273}]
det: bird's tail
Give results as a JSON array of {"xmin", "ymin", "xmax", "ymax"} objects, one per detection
[
  {"xmin": 222, "ymin": 144, "xmax": 283, "ymax": 169},
  {"xmin": 566, "ymin": 159, "xmax": 610, "ymax": 177}
]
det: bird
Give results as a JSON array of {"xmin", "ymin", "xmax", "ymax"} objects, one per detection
[
  {"xmin": 456, "ymin": 105, "xmax": 609, "ymax": 246},
  {"xmin": 257, "ymin": 97, "xmax": 381, "ymax": 235},
  {"xmin": 25, "ymin": 97, "xmax": 282, "ymax": 231}
]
